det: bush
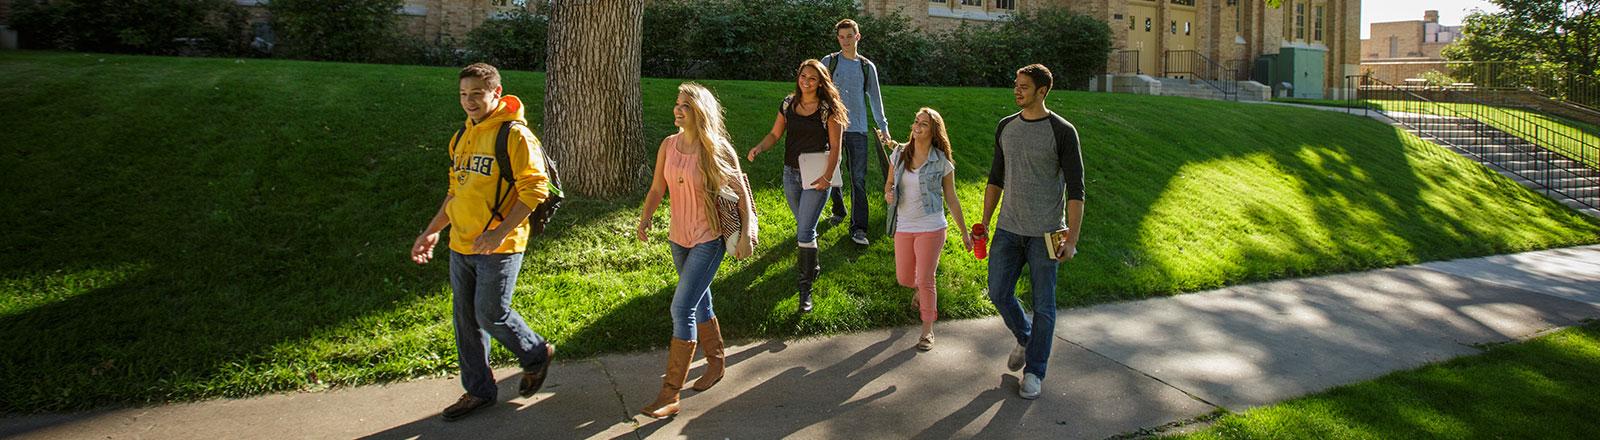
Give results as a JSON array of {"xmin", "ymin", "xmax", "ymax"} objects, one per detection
[
  {"xmin": 11, "ymin": 0, "xmax": 250, "ymax": 56},
  {"xmin": 268, "ymin": 0, "xmax": 402, "ymax": 62},
  {"xmin": 639, "ymin": 1, "xmax": 1111, "ymax": 89},
  {"xmin": 643, "ymin": 0, "xmax": 856, "ymax": 80},
  {"xmin": 1000, "ymin": 8, "xmax": 1113, "ymax": 90},
  {"xmin": 464, "ymin": 9, "xmax": 548, "ymax": 72}
]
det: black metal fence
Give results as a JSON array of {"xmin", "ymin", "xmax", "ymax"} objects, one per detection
[
  {"xmin": 1113, "ymin": 49, "xmax": 1143, "ymax": 75},
  {"xmin": 1163, "ymin": 49, "xmax": 1237, "ymax": 101},
  {"xmin": 1348, "ymin": 74, "xmax": 1598, "ymax": 211}
]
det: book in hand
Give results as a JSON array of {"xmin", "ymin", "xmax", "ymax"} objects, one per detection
[{"xmin": 1044, "ymin": 228, "xmax": 1075, "ymax": 259}]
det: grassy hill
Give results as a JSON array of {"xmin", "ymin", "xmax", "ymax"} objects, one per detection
[{"xmin": 1, "ymin": 52, "xmax": 1596, "ymax": 412}]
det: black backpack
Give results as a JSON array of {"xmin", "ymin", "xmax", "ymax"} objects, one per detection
[{"xmin": 450, "ymin": 121, "xmax": 564, "ymax": 235}]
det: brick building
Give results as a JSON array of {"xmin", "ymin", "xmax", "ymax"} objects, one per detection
[
  {"xmin": 1358, "ymin": 10, "xmax": 1463, "ymax": 83},
  {"xmin": 860, "ymin": 0, "xmax": 1361, "ymax": 99}
]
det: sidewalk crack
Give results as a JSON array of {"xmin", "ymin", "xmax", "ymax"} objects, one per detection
[
  {"xmin": 1057, "ymin": 335, "xmax": 1222, "ymax": 409},
  {"xmin": 592, "ymin": 358, "xmax": 641, "ymax": 439}
]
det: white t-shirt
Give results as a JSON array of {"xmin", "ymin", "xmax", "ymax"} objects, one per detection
[{"xmin": 896, "ymin": 165, "xmax": 948, "ymax": 233}]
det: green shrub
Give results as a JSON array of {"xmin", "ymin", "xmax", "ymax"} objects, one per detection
[
  {"xmin": 1001, "ymin": 7, "xmax": 1113, "ymax": 90},
  {"xmin": 465, "ymin": 9, "xmax": 548, "ymax": 72},
  {"xmin": 11, "ymin": 0, "xmax": 249, "ymax": 56},
  {"xmin": 642, "ymin": 0, "xmax": 855, "ymax": 80},
  {"xmin": 268, "ymin": 0, "xmax": 402, "ymax": 62},
  {"xmin": 639, "ymin": 1, "xmax": 1110, "ymax": 88}
]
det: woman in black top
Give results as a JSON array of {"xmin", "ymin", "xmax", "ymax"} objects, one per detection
[{"xmin": 747, "ymin": 59, "xmax": 848, "ymax": 313}]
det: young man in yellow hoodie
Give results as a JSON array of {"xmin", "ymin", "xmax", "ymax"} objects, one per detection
[{"xmin": 409, "ymin": 63, "xmax": 555, "ymax": 421}]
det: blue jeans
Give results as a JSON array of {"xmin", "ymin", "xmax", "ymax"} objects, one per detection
[
  {"xmin": 669, "ymin": 238, "xmax": 724, "ymax": 340},
  {"xmin": 985, "ymin": 228, "xmax": 1060, "ymax": 379},
  {"xmin": 449, "ymin": 251, "xmax": 551, "ymax": 400},
  {"xmin": 826, "ymin": 132, "xmax": 871, "ymax": 234},
  {"xmin": 782, "ymin": 166, "xmax": 832, "ymax": 244}
]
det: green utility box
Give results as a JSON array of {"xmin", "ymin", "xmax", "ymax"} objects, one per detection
[{"xmin": 1276, "ymin": 47, "xmax": 1326, "ymax": 99}]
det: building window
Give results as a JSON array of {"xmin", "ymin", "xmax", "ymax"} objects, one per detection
[
  {"xmin": 1170, "ymin": 0, "xmax": 1195, "ymax": 5},
  {"xmin": 1294, "ymin": 1, "xmax": 1305, "ymax": 40},
  {"xmin": 1146, "ymin": 18, "xmax": 1152, "ymax": 32},
  {"xmin": 1234, "ymin": 0, "xmax": 1241, "ymax": 33},
  {"xmin": 1313, "ymin": 5, "xmax": 1324, "ymax": 41},
  {"xmin": 1388, "ymin": 36, "xmax": 1398, "ymax": 58},
  {"xmin": 1171, "ymin": 20, "xmax": 1177, "ymax": 34},
  {"xmin": 995, "ymin": 0, "xmax": 1015, "ymax": 9},
  {"xmin": 961, "ymin": 0, "xmax": 982, "ymax": 6},
  {"xmin": 1185, "ymin": 21, "xmax": 1191, "ymax": 35},
  {"xmin": 1130, "ymin": 15, "xmax": 1136, "ymax": 30},
  {"xmin": 930, "ymin": 0, "xmax": 946, "ymax": 3}
]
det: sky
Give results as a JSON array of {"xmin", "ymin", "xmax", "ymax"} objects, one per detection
[{"xmin": 1360, "ymin": 0, "xmax": 1501, "ymax": 39}]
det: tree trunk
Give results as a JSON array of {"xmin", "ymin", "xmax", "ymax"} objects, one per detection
[{"xmin": 544, "ymin": 0, "xmax": 645, "ymax": 198}]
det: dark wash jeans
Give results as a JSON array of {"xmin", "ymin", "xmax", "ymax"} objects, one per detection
[
  {"xmin": 450, "ymin": 251, "xmax": 550, "ymax": 400},
  {"xmin": 826, "ymin": 132, "xmax": 872, "ymax": 234},
  {"xmin": 985, "ymin": 228, "xmax": 1061, "ymax": 379}
]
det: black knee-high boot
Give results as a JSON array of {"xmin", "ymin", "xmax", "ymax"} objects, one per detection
[{"xmin": 797, "ymin": 246, "xmax": 818, "ymax": 313}]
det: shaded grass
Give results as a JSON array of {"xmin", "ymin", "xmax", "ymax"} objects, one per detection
[
  {"xmin": 1173, "ymin": 321, "xmax": 1600, "ymax": 439},
  {"xmin": 1, "ymin": 52, "xmax": 1597, "ymax": 412}
]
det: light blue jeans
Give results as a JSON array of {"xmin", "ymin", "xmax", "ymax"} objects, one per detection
[
  {"xmin": 669, "ymin": 238, "xmax": 724, "ymax": 340},
  {"xmin": 449, "ymin": 251, "xmax": 550, "ymax": 400},
  {"xmin": 782, "ymin": 166, "xmax": 832, "ymax": 244},
  {"xmin": 985, "ymin": 228, "xmax": 1060, "ymax": 379}
]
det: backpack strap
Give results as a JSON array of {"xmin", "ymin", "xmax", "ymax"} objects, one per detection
[
  {"xmin": 449, "ymin": 128, "xmax": 465, "ymax": 156},
  {"xmin": 825, "ymin": 52, "xmax": 839, "ymax": 75},
  {"xmin": 484, "ymin": 121, "xmax": 519, "ymax": 232}
]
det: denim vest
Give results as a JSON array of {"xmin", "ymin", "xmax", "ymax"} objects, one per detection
[{"xmin": 886, "ymin": 146, "xmax": 950, "ymax": 236}]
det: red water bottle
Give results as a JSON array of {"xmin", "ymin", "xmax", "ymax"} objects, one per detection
[{"xmin": 971, "ymin": 223, "xmax": 988, "ymax": 260}]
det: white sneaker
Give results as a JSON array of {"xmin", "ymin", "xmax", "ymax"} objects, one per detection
[
  {"xmin": 1020, "ymin": 373, "xmax": 1042, "ymax": 400},
  {"xmin": 1007, "ymin": 343, "xmax": 1026, "ymax": 372},
  {"xmin": 851, "ymin": 230, "xmax": 869, "ymax": 245}
]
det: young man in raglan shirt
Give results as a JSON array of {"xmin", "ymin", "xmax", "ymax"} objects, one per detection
[
  {"xmin": 979, "ymin": 64, "xmax": 1086, "ymax": 400},
  {"xmin": 820, "ymin": 18, "xmax": 891, "ymax": 245}
]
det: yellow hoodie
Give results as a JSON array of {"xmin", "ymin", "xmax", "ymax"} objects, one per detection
[{"xmin": 447, "ymin": 95, "xmax": 550, "ymax": 255}]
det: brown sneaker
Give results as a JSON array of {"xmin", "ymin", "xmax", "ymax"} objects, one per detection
[
  {"xmin": 441, "ymin": 393, "xmax": 494, "ymax": 421},
  {"xmin": 519, "ymin": 343, "xmax": 556, "ymax": 398}
]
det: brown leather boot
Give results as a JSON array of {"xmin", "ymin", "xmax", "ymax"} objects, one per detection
[
  {"xmin": 640, "ymin": 338, "xmax": 696, "ymax": 419},
  {"xmin": 691, "ymin": 318, "xmax": 725, "ymax": 392}
]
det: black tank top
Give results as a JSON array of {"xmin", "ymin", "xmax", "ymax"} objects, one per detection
[{"xmin": 781, "ymin": 95, "xmax": 831, "ymax": 168}]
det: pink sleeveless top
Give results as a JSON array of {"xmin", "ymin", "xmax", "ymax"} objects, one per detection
[{"xmin": 665, "ymin": 135, "xmax": 719, "ymax": 248}]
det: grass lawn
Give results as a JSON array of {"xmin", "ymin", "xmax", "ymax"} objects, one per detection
[
  {"xmin": 1172, "ymin": 321, "xmax": 1600, "ymax": 439},
  {"xmin": 2, "ymin": 52, "xmax": 1597, "ymax": 412}
]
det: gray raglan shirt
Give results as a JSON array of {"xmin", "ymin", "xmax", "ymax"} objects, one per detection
[{"xmin": 987, "ymin": 111, "xmax": 1086, "ymax": 237}]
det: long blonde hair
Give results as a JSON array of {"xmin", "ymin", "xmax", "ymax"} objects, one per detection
[
  {"xmin": 790, "ymin": 59, "xmax": 850, "ymax": 129},
  {"xmin": 677, "ymin": 82, "xmax": 742, "ymax": 232}
]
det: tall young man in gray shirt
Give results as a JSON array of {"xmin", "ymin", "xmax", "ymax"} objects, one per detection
[
  {"xmin": 981, "ymin": 64, "xmax": 1086, "ymax": 400},
  {"xmin": 820, "ymin": 18, "xmax": 891, "ymax": 245}
]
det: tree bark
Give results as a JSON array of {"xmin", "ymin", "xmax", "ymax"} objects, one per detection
[{"xmin": 544, "ymin": 0, "xmax": 645, "ymax": 198}]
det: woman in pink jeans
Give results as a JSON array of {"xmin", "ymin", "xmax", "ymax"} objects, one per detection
[{"xmin": 878, "ymin": 108, "xmax": 970, "ymax": 351}]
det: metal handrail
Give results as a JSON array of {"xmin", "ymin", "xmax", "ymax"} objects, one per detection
[
  {"xmin": 1350, "ymin": 74, "xmax": 1598, "ymax": 210},
  {"xmin": 1163, "ymin": 50, "xmax": 1237, "ymax": 101},
  {"xmin": 1114, "ymin": 49, "xmax": 1142, "ymax": 75}
]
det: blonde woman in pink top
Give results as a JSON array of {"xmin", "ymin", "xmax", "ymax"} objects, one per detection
[{"xmin": 635, "ymin": 82, "xmax": 755, "ymax": 419}]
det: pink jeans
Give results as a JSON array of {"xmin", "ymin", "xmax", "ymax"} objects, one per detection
[{"xmin": 894, "ymin": 228, "xmax": 947, "ymax": 324}]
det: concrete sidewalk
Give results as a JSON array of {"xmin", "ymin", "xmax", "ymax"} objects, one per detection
[{"xmin": 4, "ymin": 245, "xmax": 1599, "ymax": 439}]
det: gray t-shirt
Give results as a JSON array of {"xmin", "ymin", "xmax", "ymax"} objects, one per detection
[{"xmin": 987, "ymin": 111, "xmax": 1086, "ymax": 237}]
